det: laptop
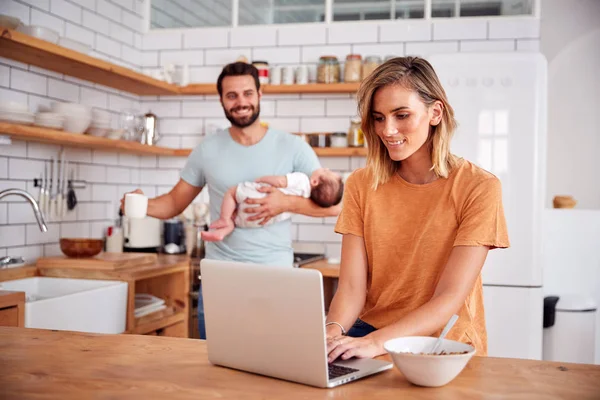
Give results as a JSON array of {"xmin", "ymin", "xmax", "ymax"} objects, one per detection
[{"xmin": 200, "ymin": 259, "xmax": 393, "ymax": 388}]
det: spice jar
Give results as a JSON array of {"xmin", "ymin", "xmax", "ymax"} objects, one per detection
[
  {"xmin": 252, "ymin": 61, "xmax": 269, "ymax": 85},
  {"xmin": 347, "ymin": 117, "xmax": 364, "ymax": 147},
  {"xmin": 317, "ymin": 56, "xmax": 340, "ymax": 84},
  {"xmin": 344, "ymin": 54, "xmax": 362, "ymax": 83},
  {"xmin": 307, "ymin": 133, "xmax": 330, "ymax": 148},
  {"xmin": 362, "ymin": 56, "xmax": 381, "ymax": 80},
  {"xmin": 330, "ymin": 132, "xmax": 347, "ymax": 148}
]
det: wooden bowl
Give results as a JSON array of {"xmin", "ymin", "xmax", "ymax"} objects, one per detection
[
  {"xmin": 60, "ymin": 238, "xmax": 103, "ymax": 258},
  {"xmin": 553, "ymin": 195, "xmax": 577, "ymax": 209}
]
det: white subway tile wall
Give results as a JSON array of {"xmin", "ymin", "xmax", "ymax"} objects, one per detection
[
  {"xmin": 0, "ymin": 0, "xmax": 184, "ymax": 260},
  {"xmin": 136, "ymin": 16, "xmax": 540, "ymax": 260},
  {"xmin": 0, "ymin": 1, "xmax": 540, "ymax": 261}
]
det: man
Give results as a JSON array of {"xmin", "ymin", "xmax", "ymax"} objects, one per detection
[{"xmin": 122, "ymin": 62, "xmax": 340, "ymax": 338}]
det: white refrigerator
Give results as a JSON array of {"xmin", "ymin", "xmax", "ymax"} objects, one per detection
[{"xmin": 429, "ymin": 53, "xmax": 547, "ymax": 360}]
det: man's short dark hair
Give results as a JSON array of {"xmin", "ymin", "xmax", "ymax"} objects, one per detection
[{"xmin": 217, "ymin": 62, "xmax": 260, "ymax": 97}]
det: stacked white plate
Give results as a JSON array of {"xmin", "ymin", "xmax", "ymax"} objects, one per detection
[
  {"xmin": 86, "ymin": 108, "xmax": 112, "ymax": 137},
  {"xmin": 134, "ymin": 294, "xmax": 167, "ymax": 318},
  {"xmin": 58, "ymin": 37, "xmax": 91, "ymax": 55},
  {"xmin": 0, "ymin": 101, "xmax": 34, "ymax": 125},
  {"xmin": 16, "ymin": 25, "xmax": 59, "ymax": 44},
  {"xmin": 34, "ymin": 112, "xmax": 64, "ymax": 130}
]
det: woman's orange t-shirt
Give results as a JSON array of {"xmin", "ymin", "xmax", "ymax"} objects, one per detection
[{"xmin": 334, "ymin": 159, "xmax": 509, "ymax": 355}]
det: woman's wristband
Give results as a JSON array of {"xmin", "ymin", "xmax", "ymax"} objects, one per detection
[{"xmin": 325, "ymin": 321, "xmax": 346, "ymax": 336}]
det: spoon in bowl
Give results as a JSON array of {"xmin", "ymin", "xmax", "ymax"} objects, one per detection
[{"xmin": 430, "ymin": 314, "xmax": 459, "ymax": 355}]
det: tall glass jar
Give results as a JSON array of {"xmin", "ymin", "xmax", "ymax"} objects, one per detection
[
  {"xmin": 344, "ymin": 54, "xmax": 362, "ymax": 83},
  {"xmin": 347, "ymin": 117, "xmax": 364, "ymax": 147},
  {"xmin": 317, "ymin": 56, "xmax": 340, "ymax": 84},
  {"xmin": 362, "ymin": 55, "xmax": 382, "ymax": 80}
]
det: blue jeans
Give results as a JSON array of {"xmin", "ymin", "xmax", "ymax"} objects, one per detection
[
  {"xmin": 347, "ymin": 319, "xmax": 377, "ymax": 337},
  {"xmin": 197, "ymin": 283, "xmax": 206, "ymax": 340}
]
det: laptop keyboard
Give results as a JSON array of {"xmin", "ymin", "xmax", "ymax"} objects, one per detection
[{"xmin": 328, "ymin": 364, "xmax": 359, "ymax": 380}]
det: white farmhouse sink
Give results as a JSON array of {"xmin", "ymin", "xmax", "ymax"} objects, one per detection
[{"xmin": 1, "ymin": 277, "xmax": 128, "ymax": 334}]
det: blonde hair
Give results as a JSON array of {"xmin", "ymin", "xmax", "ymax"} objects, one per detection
[{"xmin": 356, "ymin": 56, "xmax": 459, "ymax": 190}]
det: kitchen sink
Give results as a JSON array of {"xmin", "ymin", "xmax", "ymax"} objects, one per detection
[{"xmin": 0, "ymin": 277, "xmax": 128, "ymax": 334}]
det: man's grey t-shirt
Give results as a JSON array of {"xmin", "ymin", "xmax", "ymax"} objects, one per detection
[{"xmin": 180, "ymin": 128, "xmax": 320, "ymax": 266}]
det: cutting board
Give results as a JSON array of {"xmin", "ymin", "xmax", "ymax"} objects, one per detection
[{"xmin": 36, "ymin": 253, "xmax": 158, "ymax": 270}]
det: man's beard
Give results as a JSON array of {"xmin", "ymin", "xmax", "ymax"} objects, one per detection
[{"xmin": 225, "ymin": 104, "xmax": 261, "ymax": 128}]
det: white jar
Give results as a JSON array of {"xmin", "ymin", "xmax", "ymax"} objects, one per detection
[
  {"xmin": 270, "ymin": 66, "xmax": 282, "ymax": 85},
  {"xmin": 330, "ymin": 132, "xmax": 347, "ymax": 148},
  {"xmin": 296, "ymin": 65, "xmax": 308, "ymax": 84},
  {"xmin": 105, "ymin": 227, "xmax": 123, "ymax": 253},
  {"xmin": 282, "ymin": 66, "xmax": 295, "ymax": 85}
]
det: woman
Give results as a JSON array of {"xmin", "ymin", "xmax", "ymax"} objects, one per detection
[{"xmin": 325, "ymin": 56, "xmax": 509, "ymax": 362}]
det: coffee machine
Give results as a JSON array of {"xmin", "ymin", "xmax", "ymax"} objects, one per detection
[{"xmin": 123, "ymin": 216, "xmax": 161, "ymax": 253}]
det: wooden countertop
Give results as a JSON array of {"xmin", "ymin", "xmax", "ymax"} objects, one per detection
[
  {"xmin": 38, "ymin": 254, "xmax": 190, "ymax": 280},
  {"xmin": 300, "ymin": 259, "xmax": 340, "ymax": 278},
  {"xmin": 1, "ymin": 327, "xmax": 599, "ymax": 399}
]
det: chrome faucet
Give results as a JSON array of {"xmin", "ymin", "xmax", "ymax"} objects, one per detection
[{"xmin": 0, "ymin": 188, "xmax": 47, "ymax": 232}]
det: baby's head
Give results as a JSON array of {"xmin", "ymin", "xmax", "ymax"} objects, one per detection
[{"xmin": 309, "ymin": 169, "xmax": 344, "ymax": 208}]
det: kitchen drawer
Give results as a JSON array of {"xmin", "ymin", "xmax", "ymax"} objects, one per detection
[{"xmin": 0, "ymin": 306, "xmax": 19, "ymax": 327}]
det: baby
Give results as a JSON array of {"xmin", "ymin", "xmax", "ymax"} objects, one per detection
[{"xmin": 201, "ymin": 168, "xmax": 344, "ymax": 242}]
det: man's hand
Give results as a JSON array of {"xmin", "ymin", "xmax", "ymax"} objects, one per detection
[
  {"xmin": 255, "ymin": 175, "xmax": 287, "ymax": 188},
  {"xmin": 119, "ymin": 189, "xmax": 144, "ymax": 213},
  {"xmin": 243, "ymin": 186, "xmax": 288, "ymax": 225},
  {"xmin": 326, "ymin": 335, "xmax": 385, "ymax": 363}
]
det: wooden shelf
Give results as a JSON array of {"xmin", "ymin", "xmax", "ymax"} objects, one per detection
[
  {"xmin": 0, "ymin": 122, "xmax": 191, "ymax": 156},
  {"xmin": 0, "ymin": 29, "xmax": 363, "ymax": 98},
  {"xmin": 0, "ymin": 28, "xmax": 179, "ymax": 95},
  {"xmin": 180, "ymin": 82, "xmax": 360, "ymax": 95},
  {"xmin": 313, "ymin": 147, "xmax": 366, "ymax": 157},
  {"xmin": 0, "ymin": 123, "xmax": 367, "ymax": 157},
  {"xmin": 133, "ymin": 306, "xmax": 185, "ymax": 335}
]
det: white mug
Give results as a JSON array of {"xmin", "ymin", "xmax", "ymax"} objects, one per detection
[{"xmin": 124, "ymin": 193, "xmax": 148, "ymax": 219}]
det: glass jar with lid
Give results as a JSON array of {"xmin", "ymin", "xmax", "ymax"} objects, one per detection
[
  {"xmin": 317, "ymin": 56, "xmax": 340, "ymax": 84},
  {"xmin": 251, "ymin": 60, "xmax": 269, "ymax": 85},
  {"xmin": 343, "ymin": 54, "xmax": 362, "ymax": 83},
  {"xmin": 347, "ymin": 117, "xmax": 364, "ymax": 147},
  {"xmin": 362, "ymin": 56, "xmax": 382, "ymax": 80},
  {"xmin": 330, "ymin": 132, "xmax": 347, "ymax": 148}
]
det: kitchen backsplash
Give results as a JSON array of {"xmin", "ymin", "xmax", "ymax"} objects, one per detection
[{"xmin": 0, "ymin": 0, "xmax": 540, "ymax": 262}]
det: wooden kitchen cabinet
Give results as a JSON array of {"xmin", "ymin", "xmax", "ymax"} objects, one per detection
[
  {"xmin": 0, "ymin": 291, "xmax": 25, "ymax": 328},
  {"xmin": 0, "ymin": 306, "xmax": 19, "ymax": 326},
  {"xmin": 38, "ymin": 255, "xmax": 190, "ymax": 338}
]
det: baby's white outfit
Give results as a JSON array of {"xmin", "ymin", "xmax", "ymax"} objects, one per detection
[{"xmin": 234, "ymin": 172, "xmax": 311, "ymax": 228}]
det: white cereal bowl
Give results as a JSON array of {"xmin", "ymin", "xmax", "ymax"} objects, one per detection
[
  {"xmin": 383, "ymin": 336, "xmax": 475, "ymax": 387},
  {"xmin": 51, "ymin": 102, "xmax": 91, "ymax": 117},
  {"xmin": 63, "ymin": 117, "xmax": 91, "ymax": 134}
]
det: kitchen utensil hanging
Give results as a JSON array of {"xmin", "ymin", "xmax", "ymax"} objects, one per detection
[{"xmin": 67, "ymin": 168, "xmax": 77, "ymax": 211}]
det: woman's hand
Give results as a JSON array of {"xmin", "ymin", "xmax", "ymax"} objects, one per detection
[{"xmin": 326, "ymin": 335, "xmax": 385, "ymax": 363}]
